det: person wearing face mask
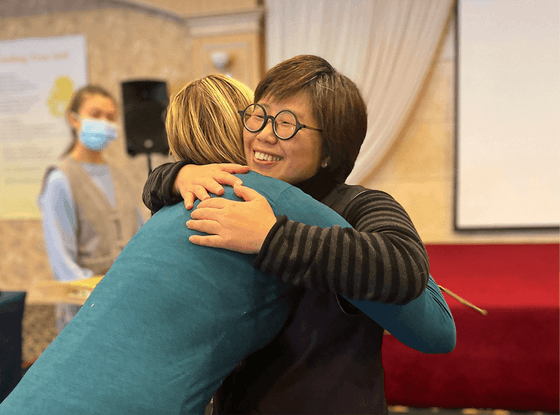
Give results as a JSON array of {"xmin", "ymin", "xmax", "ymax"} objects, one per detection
[{"xmin": 37, "ymin": 84, "xmax": 144, "ymax": 332}]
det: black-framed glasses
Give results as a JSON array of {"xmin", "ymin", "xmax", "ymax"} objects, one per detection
[{"xmin": 238, "ymin": 103, "xmax": 323, "ymax": 140}]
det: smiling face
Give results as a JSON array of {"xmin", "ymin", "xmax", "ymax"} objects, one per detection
[{"xmin": 243, "ymin": 92, "xmax": 324, "ymax": 185}]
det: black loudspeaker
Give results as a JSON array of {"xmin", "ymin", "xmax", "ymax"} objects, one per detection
[{"xmin": 121, "ymin": 80, "xmax": 169, "ymax": 156}]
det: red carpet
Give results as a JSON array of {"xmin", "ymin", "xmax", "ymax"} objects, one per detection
[{"xmin": 383, "ymin": 244, "xmax": 559, "ymax": 413}]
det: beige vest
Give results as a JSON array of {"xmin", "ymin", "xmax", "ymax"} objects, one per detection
[{"xmin": 49, "ymin": 157, "xmax": 139, "ymax": 275}]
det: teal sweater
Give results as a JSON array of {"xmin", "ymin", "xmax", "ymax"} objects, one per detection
[{"xmin": 0, "ymin": 172, "xmax": 352, "ymax": 414}]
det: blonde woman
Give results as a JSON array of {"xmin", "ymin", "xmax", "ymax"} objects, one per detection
[{"xmin": 1, "ymin": 75, "xmax": 360, "ymax": 415}]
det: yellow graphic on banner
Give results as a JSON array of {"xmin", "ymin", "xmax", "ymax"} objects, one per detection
[{"xmin": 47, "ymin": 76, "xmax": 75, "ymax": 117}]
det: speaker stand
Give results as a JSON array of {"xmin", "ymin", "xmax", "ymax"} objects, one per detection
[{"xmin": 147, "ymin": 153, "xmax": 153, "ymax": 175}]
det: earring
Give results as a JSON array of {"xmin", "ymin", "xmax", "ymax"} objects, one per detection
[{"xmin": 321, "ymin": 159, "xmax": 329, "ymax": 168}]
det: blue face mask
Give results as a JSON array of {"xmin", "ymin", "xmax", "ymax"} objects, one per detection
[{"xmin": 77, "ymin": 117, "xmax": 118, "ymax": 151}]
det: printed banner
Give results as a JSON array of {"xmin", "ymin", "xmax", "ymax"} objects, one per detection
[{"xmin": 0, "ymin": 34, "xmax": 87, "ymax": 219}]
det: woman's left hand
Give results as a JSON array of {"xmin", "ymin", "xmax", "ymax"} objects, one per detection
[{"xmin": 186, "ymin": 184, "xmax": 276, "ymax": 254}]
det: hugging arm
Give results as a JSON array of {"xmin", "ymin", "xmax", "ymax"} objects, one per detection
[
  {"xmin": 261, "ymin": 198, "xmax": 454, "ymax": 352},
  {"xmin": 142, "ymin": 163, "xmax": 453, "ymax": 353},
  {"xmin": 143, "ymin": 164, "xmax": 429, "ymax": 304},
  {"xmin": 342, "ymin": 275, "xmax": 456, "ymax": 353},
  {"xmin": 256, "ymin": 190, "xmax": 429, "ymax": 304},
  {"xmin": 259, "ymin": 187, "xmax": 454, "ymax": 352}
]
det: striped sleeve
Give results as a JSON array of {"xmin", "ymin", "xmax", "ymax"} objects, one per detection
[{"xmin": 253, "ymin": 190, "xmax": 429, "ymax": 304}]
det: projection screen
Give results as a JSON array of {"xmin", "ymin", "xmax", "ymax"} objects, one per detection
[{"xmin": 455, "ymin": 0, "xmax": 559, "ymax": 230}]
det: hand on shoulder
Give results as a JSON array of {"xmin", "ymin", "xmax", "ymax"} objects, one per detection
[
  {"xmin": 174, "ymin": 163, "xmax": 250, "ymax": 209},
  {"xmin": 186, "ymin": 184, "xmax": 276, "ymax": 254}
]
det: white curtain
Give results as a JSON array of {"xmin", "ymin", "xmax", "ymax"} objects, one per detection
[{"xmin": 264, "ymin": 0, "xmax": 455, "ymax": 184}]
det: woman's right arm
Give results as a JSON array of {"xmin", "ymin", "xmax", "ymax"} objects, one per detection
[{"xmin": 38, "ymin": 170, "xmax": 94, "ymax": 282}]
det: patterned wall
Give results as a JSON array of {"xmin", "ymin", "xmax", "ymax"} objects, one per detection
[{"xmin": 0, "ymin": 4, "xmax": 192, "ymax": 293}]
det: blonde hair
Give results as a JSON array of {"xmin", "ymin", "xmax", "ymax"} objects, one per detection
[{"xmin": 166, "ymin": 74, "xmax": 253, "ymax": 165}]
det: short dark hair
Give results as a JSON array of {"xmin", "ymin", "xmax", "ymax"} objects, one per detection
[{"xmin": 254, "ymin": 55, "xmax": 368, "ymax": 182}]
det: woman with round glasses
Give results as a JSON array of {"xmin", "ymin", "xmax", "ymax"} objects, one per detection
[{"xmin": 143, "ymin": 55, "xmax": 453, "ymax": 414}]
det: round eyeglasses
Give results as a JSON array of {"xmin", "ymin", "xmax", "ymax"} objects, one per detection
[{"xmin": 238, "ymin": 103, "xmax": 323, "ymax": 140}]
